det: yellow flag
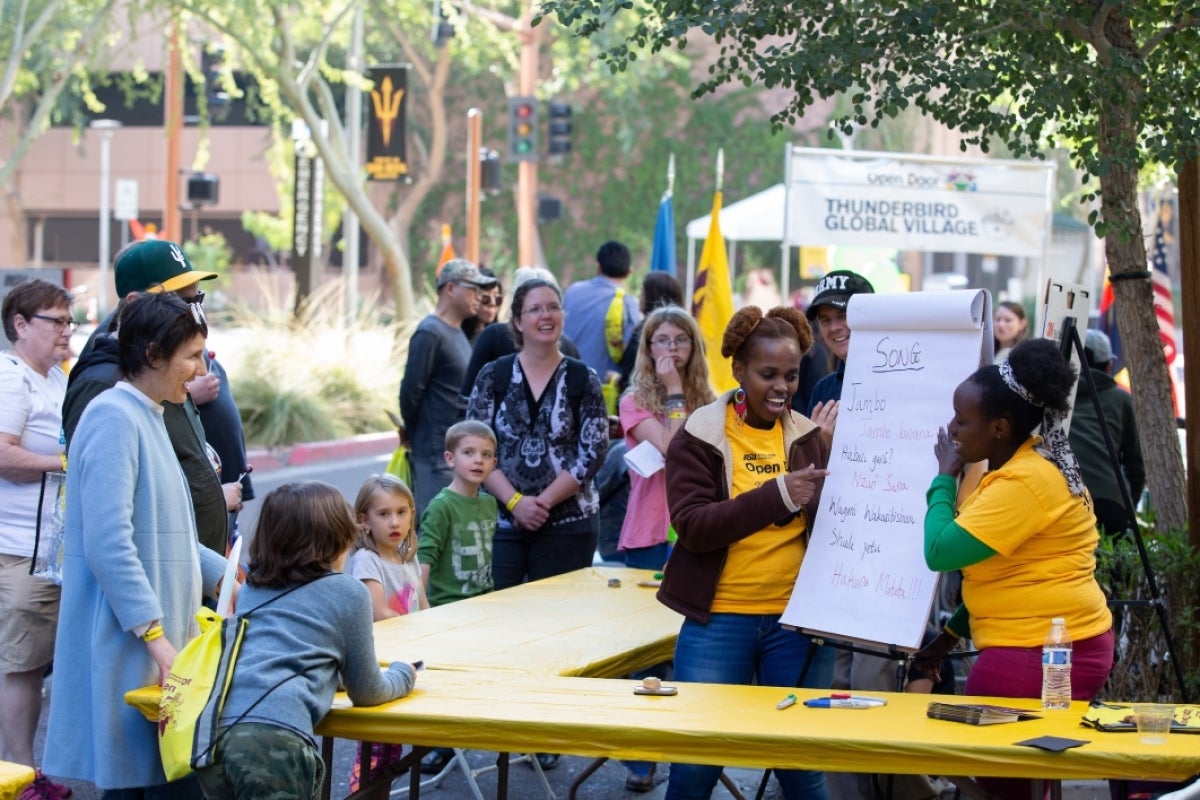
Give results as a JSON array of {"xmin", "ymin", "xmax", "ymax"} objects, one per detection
[{"xmin": 692, "ymin": 191, "xmax": 736, "ymax": 393}]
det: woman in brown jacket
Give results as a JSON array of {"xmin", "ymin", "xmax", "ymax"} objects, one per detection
[{"xmin": 658, "ymin": 306, "xmax": 831, "ymax": 800}]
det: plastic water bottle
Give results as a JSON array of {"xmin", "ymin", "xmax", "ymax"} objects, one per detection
[{"xmin": 1041, "ymin": 617, "xmax": 1073, "ymax": 709}]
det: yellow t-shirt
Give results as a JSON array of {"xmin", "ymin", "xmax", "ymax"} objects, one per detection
[
  {"xmin": 711, "ymin": 404, "xmax": 806, "ymax": 613},
  {"xmin": 955, "ymin": 438, "xmax": 1111, "ymax": 648}
]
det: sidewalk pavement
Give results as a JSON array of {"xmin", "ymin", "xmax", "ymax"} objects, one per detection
[{"xmin": 246, "ymin": 430, "xmax": 398, "ymax": 472}]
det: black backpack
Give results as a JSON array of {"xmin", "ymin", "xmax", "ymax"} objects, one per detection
[{"xmin": 489, "ymin": 353, "xmax": 592, "ymax": 432}]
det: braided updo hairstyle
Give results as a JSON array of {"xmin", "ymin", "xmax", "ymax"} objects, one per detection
[
  {"xmin": 969, "ymin": 338, "xmax": 1075, "ymax": 441},
  {"xmin": 721, "ymin": 305, "xmax": 814, "ymax": 364}
]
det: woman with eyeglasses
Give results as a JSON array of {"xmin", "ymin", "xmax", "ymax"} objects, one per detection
[
  {"xmin": 465, "ymin": 277, "xmax": 607, "ymax": 591},
  {"xmin": 44, "ymin": 293, "xmax": 229, "ymax": 798},
  {"xmin": 618, "ymin": 306, "xmax": 714, "ymax": 572},
  {"xmin": 459, "ymin": 267, "xmax": 581, "ymax": 407},
  {"xmin": 0, "ymin": 279, "xmax": 74, "ymax": 798}
]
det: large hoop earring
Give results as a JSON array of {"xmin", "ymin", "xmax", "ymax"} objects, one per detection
[{"xmin": 733, "ymin": 387, "xmax": 747, "ymax": 423}]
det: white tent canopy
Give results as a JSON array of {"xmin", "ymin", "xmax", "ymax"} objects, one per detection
[
  {"xmin": 685, "ymin": 183, "xmax": 786, "ymax": 301},
  {"xmin": 685, "ymin": 183, "xmax": 786, "ymax": 241}
]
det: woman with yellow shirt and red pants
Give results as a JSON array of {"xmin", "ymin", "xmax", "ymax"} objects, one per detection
[{"xmin": 922, "ymin": 338, "xmax": 1113, "ymax": 799}]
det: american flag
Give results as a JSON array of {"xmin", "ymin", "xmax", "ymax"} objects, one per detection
[{"xmin": 1150, "ymin": 203, "xmax": 1178, "ymax": 365}]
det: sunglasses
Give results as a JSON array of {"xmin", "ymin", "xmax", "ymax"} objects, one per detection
[{"xmin": 479, "ymin": 294, "xmax": 504, "ymax": 308}]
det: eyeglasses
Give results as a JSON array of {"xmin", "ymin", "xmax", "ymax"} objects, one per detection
[
  {"xmin": 31, "ymin": 314, "xmax": 78, "ymax": 332},
  {"xmin": 479, "ymin": 294, "xmax": 504, "ymax": 308},
  {"xmin": 455, "ymin": 282, "xmax": 481, "ymax": 293},
  {"xmin": 517, "ymin": 303, "xmax": 563, "ymax": 317},
  {"xmin": 651, "ymin": 335, "xmax": 692, "ymax": 349}
]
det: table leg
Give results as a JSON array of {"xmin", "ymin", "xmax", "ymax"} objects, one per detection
[
  {"xmin": 321, "ymin": 737, "xmax": 334, "ymax": 800},
  {"xmin": 497, "ymin": 752, "xmax": 509, "ymax": 799},
  {"xmin": 568, "ymin": 757, "xmax": 610, "ymax": 800}
]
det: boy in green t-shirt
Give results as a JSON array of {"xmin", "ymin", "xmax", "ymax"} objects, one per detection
[
  {"xmin": 417, "ymin": 420, "xmax": 498, "ymax": 774},
  {"xmin": 418, "ymin": 420, "xmax": 498, "ymax": 607}
]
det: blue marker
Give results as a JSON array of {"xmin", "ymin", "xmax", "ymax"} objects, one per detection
[{"xmin": 804, "ymin": 696, "xmax": 887, "ymax": 709}]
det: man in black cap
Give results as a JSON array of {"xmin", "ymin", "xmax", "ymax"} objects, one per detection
[
  {"xmin": 62, "ymin": 239, "xmax": 240, "ymax": 556},
  {"xmin": 401, "ymin": 259, "xmax": 497, "ymax": 516},
  {"xmin": 803, "ymin": 269, "xmax": 875, "ymax": 423}
]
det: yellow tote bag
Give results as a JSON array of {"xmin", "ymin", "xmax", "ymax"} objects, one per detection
[{"xmin": 158, "ymin": 609, "xmax": 246, "ymax": 781}]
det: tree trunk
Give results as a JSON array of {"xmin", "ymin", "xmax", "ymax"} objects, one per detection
[
  {"xmin": 1098, "ymin": 92, "xmax": 1187, "ymax": 532},
  {"xmin": 387, "ymin": 46, "xmax": 452, "ymax": 295},
  {"xmin": 1175, "ymin": 160, "xmax": 1200, "ymax": 547}
]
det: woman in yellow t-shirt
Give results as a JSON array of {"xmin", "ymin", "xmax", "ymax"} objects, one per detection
[
  {"xmin": 922, "ymin": 338, "xmax": 1113, "ymax": 798},
  {"xmin": 659, "ymin": 306, "xmax": 830, "ymax": 800}
]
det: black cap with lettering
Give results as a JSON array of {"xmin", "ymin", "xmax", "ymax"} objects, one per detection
[{"xmin": 805, "ymin": 270, "xmax": 875, "ymax": 321}]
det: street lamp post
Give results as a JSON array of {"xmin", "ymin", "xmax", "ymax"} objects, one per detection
[{"xmin": 91, "ymin": 119, "xmax": 121, "ymax": 315}]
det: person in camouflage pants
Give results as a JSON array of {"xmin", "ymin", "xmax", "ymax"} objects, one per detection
[{"xmin": 196, "ymin": 723, "xmax": 324, "ymax": 799}]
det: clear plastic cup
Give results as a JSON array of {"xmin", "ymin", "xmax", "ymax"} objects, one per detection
[{"xmin": 1133, "ymin": 703, "xmax": 1174, "ymax": 744}]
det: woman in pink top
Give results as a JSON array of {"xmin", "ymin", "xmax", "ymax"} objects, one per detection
[{"xmin": 618, "ymin": 306, "xmax": 715, "ymax": 570}]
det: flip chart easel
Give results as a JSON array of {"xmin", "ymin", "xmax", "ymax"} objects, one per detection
[
  {"xmin": 781, "ymin": 290, "xmax": 993, "ymax": 652},
  {"xmin": 1038, "ymin": 280, "xmax": 1091, "ymax": 432}
]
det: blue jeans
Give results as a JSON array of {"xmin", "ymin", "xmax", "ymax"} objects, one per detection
[
  {"xmin": 665, "ymin": 613, "xmax": 833, "ymax": 800},
  {"xmin": 623, "ymin": 543, "xmax": 669, "ymax": 571}
]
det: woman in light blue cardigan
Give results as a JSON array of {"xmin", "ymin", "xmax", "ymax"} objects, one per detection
[{"xmin": 46, "ymin": 293, "xmax": 227, "ymax": 798}]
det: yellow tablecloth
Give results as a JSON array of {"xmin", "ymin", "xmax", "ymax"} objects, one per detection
[
  {"xmin": 124, "ymin": 566, "xmax": 1200, "ymax": 784},
  {"xmin": 0, "ymin": 761, "xmax": 35, "ymax": 800},
  {"xmin": 311, "ymin": 672, "xmax": 1198, "ymax": 782},
  {"xmin": 371, "ymin": 566, "xmax": 680, "ymax": 678}
]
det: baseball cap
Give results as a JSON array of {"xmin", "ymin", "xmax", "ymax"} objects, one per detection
[
  {"xmin": 436, "ymin": 259, "xmax": 498, "ymax": 290},
  {"xmin": 115, "ymin": 240, "xmax": 219, "ymax": 297},
  {"xmin": 1084, "ymin": 329, "xmax": 1113, "ymax": 365},
  {"xmin": 805, "ymin": 270, "xmax": 875, "ymax": 321}
]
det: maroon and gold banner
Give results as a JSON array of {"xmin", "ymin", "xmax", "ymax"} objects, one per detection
[{"xmin": 366, "ymin": 65, "xmax": 409, "ymax": 181}]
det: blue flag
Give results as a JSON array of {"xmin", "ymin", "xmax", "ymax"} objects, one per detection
[{"xmin": 650, "ymin": 194, "xmax": 676, "ymax": 273}]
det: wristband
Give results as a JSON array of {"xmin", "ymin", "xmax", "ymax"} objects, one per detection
[
  {"xmin": 667, "ymin": 410, "xmax": 687, "ymax": 420},
  {"xmin": 506, "ymin": 492, "xmax": 524, "ymax": 512},
  {"xmin": 142, "ymin": 624, "xmax": 164, "ymax": 642},
  {"xmin": 59, "ymin": 453, "xmax": 68, "ymax": 471},
  {"xmin": 665, "ymin": 393, "xmax": 684, "ymax": 402}
]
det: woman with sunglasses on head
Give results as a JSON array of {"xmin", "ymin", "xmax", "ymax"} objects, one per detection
[
  {"xmin": 44, "ymin": 293, "xmax": 229, "ymax": 800},
  {"xmin": 659, "ymin": 306, "xmax": 831, "ymax": 800},
  {"xmin": 461, "ymin": 267, "xmax": 502, "ymax": 345},
  {"xmin": 0, "ymin": 279, "xmax": 74, "ymax": 799}
]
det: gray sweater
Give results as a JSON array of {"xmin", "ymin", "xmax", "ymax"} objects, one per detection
[{"xmin": 218, "ymin": 573, "xmax": 415, "ymax": 747}]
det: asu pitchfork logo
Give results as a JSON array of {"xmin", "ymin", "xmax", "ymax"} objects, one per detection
[{"xmin": 371, "ymin": 76, "xmax": 404, "ymax": 147}]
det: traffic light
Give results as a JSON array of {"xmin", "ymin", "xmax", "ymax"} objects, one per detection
[
  {"xmin": 507, "ymin": 96, "xmax": 538, "ymax": 162},
  {"xmin": 480, "ymin": 149, "xmax": 502, "ymax": 196},
  {"xmin": 547, "ymin": 102, "xmax": 572, "ymax": 156},
  {"xmin": 201, "ymin": 45, "xmax": 231, "ymax": 121},
  {"xmin": 432, "ymin": 0, "xmax": 454, "ymax": 48}
]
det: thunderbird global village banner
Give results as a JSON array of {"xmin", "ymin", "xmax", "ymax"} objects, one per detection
[
  {"xmin": 785, "ymin": 148, "xmax": 1054, "ymax": 257},
  {"xmin": 366, "ymin": 65, "xmax": 409, "ymax": 181}
]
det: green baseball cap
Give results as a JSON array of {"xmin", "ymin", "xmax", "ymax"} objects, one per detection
[{"xmin": 115, "ymin": 240, "xmax": 219, "ymax": 297}]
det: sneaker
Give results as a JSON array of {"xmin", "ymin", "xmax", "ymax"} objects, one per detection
[
  {"xmin": 534, "ymin": 753, "xmax": 559, "ymax": 771},
  {"xmin": 420, "ymin": 748, "xmax": 453, "ymax": 775},
  {"xmin": 19, "ymin": 771, "xmax": 73, "ymax": 800}
]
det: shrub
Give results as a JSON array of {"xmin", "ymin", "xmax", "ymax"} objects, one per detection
[
  {"xmin": 222, "ymin": 281, "xmax": 425, "ymax": 447},
  {"xmin": 1095, "ymin": 524, "xmax": 1200, "ymax": 702}
]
